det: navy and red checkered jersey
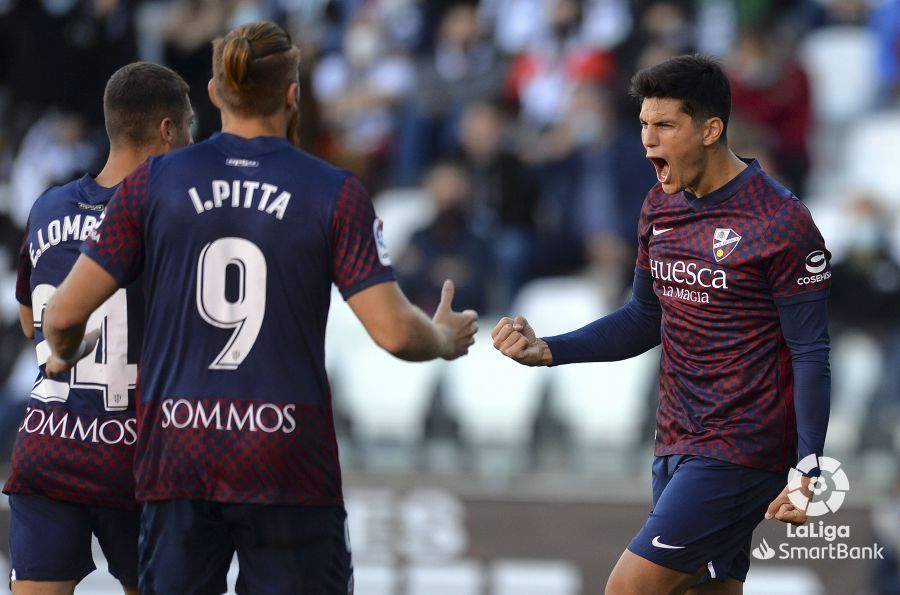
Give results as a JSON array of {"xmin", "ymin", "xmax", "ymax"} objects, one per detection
[
  {"xmin": 81, "ymin": 132, "xmax": 394, "ymax": 505},
  {"xmin": 4, "ymin": 175, "xmax": 141, "ymax": 510},
  {"xmin": 636, "ymin": 159, "xmax": 831, "ymax": 473}
]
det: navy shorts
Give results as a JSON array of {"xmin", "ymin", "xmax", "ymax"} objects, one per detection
[
  {"xmin": 627, "ymin": 454, "xmax": 786, "ymax": 583},
  {"xmin": 139, "ymin": 500, "xmax": 353, "ymax": 595},
  {"xmin": 8, "ymin": 493, "xmax": 140, "ymax": 586}
]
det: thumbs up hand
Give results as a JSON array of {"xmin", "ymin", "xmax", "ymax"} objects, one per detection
[{"xmin": 432, "ymin": 279, "xmax": 478, "ymax": 360}]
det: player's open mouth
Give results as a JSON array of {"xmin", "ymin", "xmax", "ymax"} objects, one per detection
[{"xmin": 649, "ymin": 157, "xmax": 670, "ymax": 183}]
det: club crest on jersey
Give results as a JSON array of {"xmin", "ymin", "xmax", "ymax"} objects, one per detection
[{"xmin": 713, "ymin": 228, "xmax": 741, "ymax": 262}]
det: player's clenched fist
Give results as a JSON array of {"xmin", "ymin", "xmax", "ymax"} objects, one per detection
[
  {"xmin": 432, "ymin": 279, "xmax": 478, "ymax": 360},
  {"xmin": 491, "ymin": 316, "xmax": 553, "ymax": 366}
]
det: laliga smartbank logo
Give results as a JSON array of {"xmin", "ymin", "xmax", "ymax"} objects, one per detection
[
  {"xmin": 752, "ymin": 456, "xmax": 884, "ymax": 562},
  {"xmin": 787, "ymin": 454, "xmax": 850, "ymax": 516}
]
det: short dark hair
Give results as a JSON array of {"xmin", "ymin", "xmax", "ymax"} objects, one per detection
[
  {"xmin": 629, "ymin": 54, "xmax": 731, "ymax": 138},
  {"xmin": 103, "ymin": 62, "xmax": 190, "ymax": 147}
]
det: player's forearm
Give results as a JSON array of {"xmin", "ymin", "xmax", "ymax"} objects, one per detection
[
  {"xmin": 43, "ymin": 302, "xmax": 87, "ymax": 363},
  {"xmin": 387, "ymin": 306, "xmax": 452, "ymax": 362},
  {"xmin": 777, "ymin": 297, "xmax": 831, "ymax": 462},
  {"xmin": 543, "ymin": 269, "xmax": 661, "ymax": 365},
  {"xmin": 792, "ymin": 357, "xmax": 830, "ymax": 461}
]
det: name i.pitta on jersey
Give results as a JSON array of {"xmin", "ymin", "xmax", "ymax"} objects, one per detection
[{"xmin": 713, "ymin": 228, "xmax": 741, "ymax": 262}]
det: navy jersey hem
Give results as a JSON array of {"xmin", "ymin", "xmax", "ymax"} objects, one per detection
[
  {"xmin": 652, "ymin": 445, "xmax": 793, "ymax": 474},
  {"xmin": 2, "ymin": 485, "xmax": 139, "ymax": 511},
  {"xmin": 135, "ymin": 491, "xmax": 345, "ymax": 507}
]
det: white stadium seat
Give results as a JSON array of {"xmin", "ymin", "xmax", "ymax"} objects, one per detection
[
  {"xmin": 842, "ymin": 110, "xmax": 900, "ymax": 206},
  {"xmin": 799, "ymin": 26, "xmax": 878, "ymax": 125},
  {"xmin": 827, "ymin": 330, "xmax": 884, "ymax": 454},
  {"xmin": 798, "ymin": 26, "xmax": 879, "ymax": 193},
  {"xmin": 443, "ymin": 329, "xmax": 546, "ymax": 448},
  {"xmin": 548, "ymin": 347, "xmax": 660, "ymax": 450},
  {"xmin": 333, "ymin": 339, "xmax": 445, "ymax": 445},
  {"xmin": 510, "ymin": 276, "xmax": 611, "ymax": 336}
]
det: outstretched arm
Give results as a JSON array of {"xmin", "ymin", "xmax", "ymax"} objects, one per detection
[
  {"xmin": 492, "ymin": 268, "xmax": 661, "ymax": 366},
  {"xmin": 348, "ymin": 279, "xmax": 478, "ymax": 362}
]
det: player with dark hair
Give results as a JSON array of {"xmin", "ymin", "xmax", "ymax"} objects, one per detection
[
  {"xmin": 6, "ymin": 62, "xmax": 192, "ymax": 595},
  {"xmin": 492, "ymin": 54, "xmax": 831, "ymax": 595},
  {"xmin": 42, "ymin": 21, "xmax": 478, "ymax": 595}
]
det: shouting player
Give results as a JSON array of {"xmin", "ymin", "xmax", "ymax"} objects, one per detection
[
  {"xmin": 492, "ymin": 54, "xmax": 831, "ymax": 595},
  {"xmin": 42, "ymin": 21, "xmax": 478, "ymax": 595},
  {"xmin": 6, "ymin": 63, "xmax": 192, "ymax": 595}
]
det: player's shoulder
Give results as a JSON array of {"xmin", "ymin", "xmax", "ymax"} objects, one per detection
[
  {"xmin": 289, "ymin": 147, "xmax": 352, "ymax": 188},
  {"xmin": 28, "ymin": 177, "xmax": 85, "ymax": 222},
  {"xmin": 740, "ymin": 161, "xmax": 800, "ymax": 211}
]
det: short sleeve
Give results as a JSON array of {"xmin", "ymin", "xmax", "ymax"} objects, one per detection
[
  {"xmin": 80, "ymin": 160, "xmax": 150, "ymax": 286},
  {"xmin": 764, "ymin": 199, "xmax": 831, "ymax": 304},
  {"xmin": 331, "ymin": 174, "xmax": 395, "ymax": 299},
  {"xmin": 15, "ymin": 223, "xmax": 32, "ymax": 306}
]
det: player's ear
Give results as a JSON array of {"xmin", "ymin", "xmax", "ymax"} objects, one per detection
[
  {"xmin": 702, "ymin": 117, "xmax": 724, "ymax": 147},
  {"xmin": 207, "ymin": 79, "xmax": 220, "ymax": 109},
  {"xmin": 285, "ymin": 81, "xmax": 299, "ymax": 110},
  {"xmin": 159, "ymin": 117, "xmax": 175, "ymax": 147}
]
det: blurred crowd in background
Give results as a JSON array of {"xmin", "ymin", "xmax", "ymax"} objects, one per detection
[{"xmin": 0, "ymin": 1, "xmax": 899, "ymax": 588}]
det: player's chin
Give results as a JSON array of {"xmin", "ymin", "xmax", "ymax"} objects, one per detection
[{"xmin": 659, "ymin": 178, "xmax": 681, "ymax": 195}]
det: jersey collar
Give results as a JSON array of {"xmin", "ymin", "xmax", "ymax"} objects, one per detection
[
  {"xmin": 682, "ymin": 158, "xmax": 760, "ymax": 210},
  {"xmin": 77, "ymin": 174, "xmax": 119, "ymax": 205},
  {"xmin": 211, "ymin": 131, "xmax": 293, "ymax": 156}
]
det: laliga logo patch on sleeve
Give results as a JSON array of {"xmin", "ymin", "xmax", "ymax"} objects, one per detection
[{"xmin": 373, "ymin": 218, "xmax": 391, "ymax": 266}]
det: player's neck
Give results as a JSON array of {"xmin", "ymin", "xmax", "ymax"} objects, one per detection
[
  {"xmin": 687, "ymin": 148, "xmax": 747, "ymax": 198},
  {"xmin": 220, "ymin": 111, "xmax": 288, "ymax": 140},
  {"xmin": 94, "ymin": 147, "xmax": 156, "ymax": 189}
]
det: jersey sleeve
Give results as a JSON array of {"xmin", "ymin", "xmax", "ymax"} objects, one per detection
[
  {"xmin": 15, "ymin": 222, "xmax": 32, "ymax": 306},
  {"xmin": 331, "ymin": 174, "xmax": 395, "ymax": 299},
  {"xmin": 634, "ymin": 193, "xmax": 653, "ymax": 273},
  {"xmin": 80, "ymin": 160, "xmax": 149, "ymax": 286},
  {"xmin": 763, "ymin": 199, "xmax": 831, "ymax": 304}
]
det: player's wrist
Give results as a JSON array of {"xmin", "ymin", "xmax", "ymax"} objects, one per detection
[
  {"xmin": 538, "ymin": 339, "xmax": 554, "ymax": 366},
  {"xmin": 55, "ymin": 338, "xmax": 87, "ymax": 367}
]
